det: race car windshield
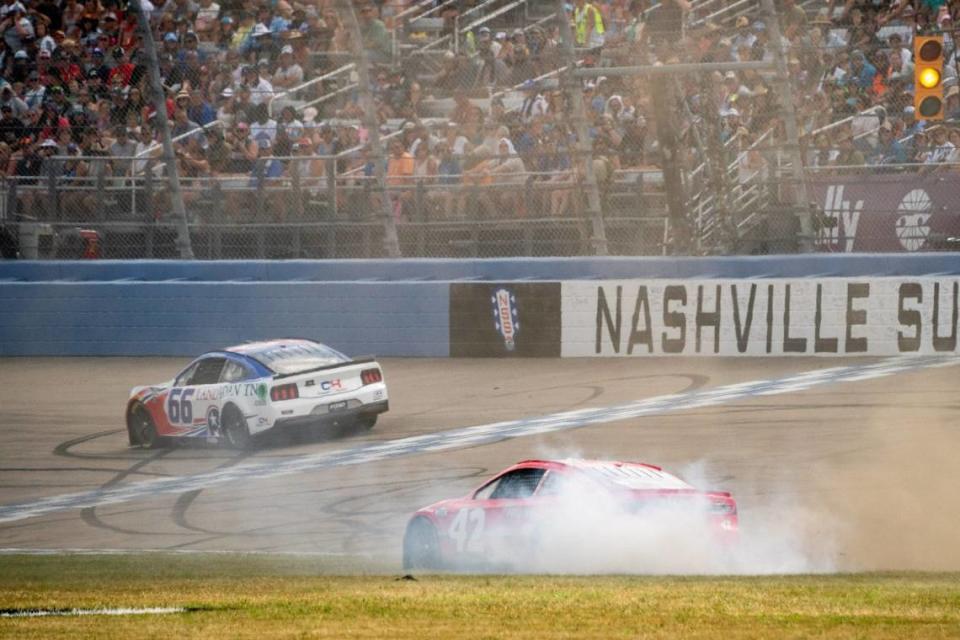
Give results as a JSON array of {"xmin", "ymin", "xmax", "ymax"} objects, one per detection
[{"xmin": 246, "ymin": 342, "xmax": 349, "ymax": 375}]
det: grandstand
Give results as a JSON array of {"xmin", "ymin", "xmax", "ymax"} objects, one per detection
[{"xmin": 0, "ymin": 0, "xmax": 958, "ymax": 259}]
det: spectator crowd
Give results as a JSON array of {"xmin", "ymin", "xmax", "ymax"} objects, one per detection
[{"xmin": 0, "ymin": 0, "xmax": 959, "ymax": 226}]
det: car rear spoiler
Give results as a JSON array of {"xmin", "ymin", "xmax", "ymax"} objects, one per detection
[{"xmin": 272, "ymin": 355, "xmax": 378, "ymax": 379}]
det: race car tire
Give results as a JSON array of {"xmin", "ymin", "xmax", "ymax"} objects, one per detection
[
  {"xmin": 128, "ymin": 404, "xmax": 164, "ymax": 449},
  {"xmin": 356, "ymin": 414, "xmax": 377, "ymax": 431},
  {"xmin": 222, "ymin": 405, "xmax": 254, "ymax": 450},
  {"xmin": 402, "ymin": 517, "xmax": 442, "ymax": 571}
]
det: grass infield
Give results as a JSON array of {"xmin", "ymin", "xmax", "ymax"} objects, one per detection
[{"xmin": 0, "ymin": 555, "xmax": 959, "ymax": 639}]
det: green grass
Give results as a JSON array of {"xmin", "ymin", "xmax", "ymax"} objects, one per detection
[{"xmin": 1, "ymin": 555, "xmax": 959, "ymax": 639}]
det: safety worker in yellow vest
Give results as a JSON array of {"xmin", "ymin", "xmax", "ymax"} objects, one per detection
[{"xmin": 572, "ymin": 0, "xmax": 605, "ymax": 49}]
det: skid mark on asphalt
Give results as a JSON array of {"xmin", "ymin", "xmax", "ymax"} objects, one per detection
[
  {"xmin": 79, "ymin": 448, "xmax": 176, "ymax": 535},
  {"xmin": 0, "ymin": 356, "xmax": 956, "ymax": 525}
]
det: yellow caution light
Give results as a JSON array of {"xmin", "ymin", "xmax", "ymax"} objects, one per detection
[{"xmin": 919, "ymin": 67, "xmax": 941, "ymax": 90}]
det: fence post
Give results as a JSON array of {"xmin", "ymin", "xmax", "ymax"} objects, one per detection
[
  {"xmin": 340, "ymin": 0, "xmax": 402, "ymax": 257},
  {"xmin": 554, "ymin": 0, "xmax": 607, "ymax": 256},
  {"xmin": 130, "ymin": 0, "xmax": 193, "ymax": 258},
  {"xmin": 290, "ymin": 157, "xmax": 305, "ymax": 219},
  {"xmin": 143, "ymin": 161, "xmax": 155, "ymax": 222},
  {"xmin": 254, "ymin": 159, "xmax": 266, "ymax": 221},
  {"xmin": 94, "ymin": 160, "xmax": 106, "ymax": 222},
  {"xmin": 4, "ymin": 179, "xmax": 14, "ymax": 221},
  {"xmin": 760, "ymin": 0, "xmax": 812, "ymax": 252},
  {"xmin": 327, "ymin": 157, "xmax": 338, "ymax": 218},
  {"xmin": 414, "ymin": 179, "xmax": 425, "ymax": 221},
  {"xmin": 42, "ymin": 157, "xmax": 58, "ymax": 221}
]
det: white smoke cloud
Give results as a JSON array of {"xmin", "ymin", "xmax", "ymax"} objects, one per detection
[{"xmin": 471, "ymin": 456, "xmax": 841, "ymax": 575}]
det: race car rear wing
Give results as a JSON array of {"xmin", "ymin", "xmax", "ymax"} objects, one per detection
[{"xmin": 272, "ymin": 355, "xmax": 378, "ymax": 379}]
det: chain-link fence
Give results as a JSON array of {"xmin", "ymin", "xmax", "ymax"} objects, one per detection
[
  {"xmin": 1, "ymin": 0, "xmax": 959, "ymax": 259},
  {"xmin": 1, "ymin": 148, "xmax": 671, "ymax": 258}
]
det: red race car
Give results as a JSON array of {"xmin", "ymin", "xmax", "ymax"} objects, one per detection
[{"xmin": 402, "ymin": 459, "xmax": 738, "ymax": 571}]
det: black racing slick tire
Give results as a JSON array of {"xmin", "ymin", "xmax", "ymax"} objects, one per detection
[
  {"xmin": 128, "ymin": 404, "xmax": 164, "ymax": 449},
  {"xmin": 222, "ymin": 406, "xmax": 254, "ymax": 449},
  {"xmin": 356, "ymin": 414, "xmax": 378, "ymax": 431},
  {"xmin": 402, "ymin": 518, "xmax": 442, "ymax": 571}
]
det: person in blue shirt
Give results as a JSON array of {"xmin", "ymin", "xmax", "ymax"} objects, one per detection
[
  {"xmin": 432, "ymin": 141, "xmax": 462, "ymax": 217},
  {"xmin": 867, "ymin": 122, "xmax": 907, "ymax": 166},
  {"xmin": 187, "ymin": 89, "xmax": 216, "ymax": 126},
  {"xmin": 850, "ymin": 51, "xmax": 876, "ymax": 90}
]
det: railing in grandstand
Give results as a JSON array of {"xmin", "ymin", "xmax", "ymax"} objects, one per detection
[
  {"xmin": 3, "ymin": 158, "xmax": 672, "ymax": 259},
  {"xmin": 689, "ymin": 125, "xmax": 776, "ymax": 250},
  {"xmin": 421, "ymin": 0, "xmax": 531, "ymax": 53},
  {"xmin": 808, "ymin": 105, "xmax": 885, "ymax": 143},
  {"xmin": 268, "ymin": 63, "xmax": 357, "ymax": 118},
  {"xmin": 689, "ymin": 0, "xmax": 757, "ymax": 27},
  {"xmin": 391, "ymin": 0, "xmax": 460, "ymax": 58},
  {"xmin": 0, "ymin": 156, "xmax": 671, "ymax": 223},
  {"xmin": 9, "ymin": 216, "xmax": 671, "ymax": 260}
]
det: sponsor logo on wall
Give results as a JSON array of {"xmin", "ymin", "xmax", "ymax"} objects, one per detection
[
  {"xmin": 562, "ymin": 278, "xmax": 960, "ymax": 357},
  {"xmin": 492, "ymin": 288, "xmax": 520, "ymax": 351},
  {"xmin": 809, "ymin": 175, "xmax": 959, "ymax": 253},
  {"xmin": 895, "ymin": 189, "xmax": 932, "ymax": 252},
  {"xmin": 450, "ymin": 283, "xmax": 560, "ymax": 357}
]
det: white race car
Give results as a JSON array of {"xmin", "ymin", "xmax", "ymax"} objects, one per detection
[{"xmin": 127, "ymin": 338, "xmax": 389, "ymax": 448}]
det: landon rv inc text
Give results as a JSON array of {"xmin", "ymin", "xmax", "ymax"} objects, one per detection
[{"xmin": 561, "ymin": 279, "xmax": 960, "ymax": 357}]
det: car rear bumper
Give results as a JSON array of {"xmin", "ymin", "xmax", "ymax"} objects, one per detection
[{"xmin": 272, "ymin": 400, "xmax": 389, "ymax": 430}]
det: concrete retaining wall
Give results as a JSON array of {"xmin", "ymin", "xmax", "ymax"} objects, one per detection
[{"xmin": 2, "ymin": 256, "xmax": 959, "ymax": 357}]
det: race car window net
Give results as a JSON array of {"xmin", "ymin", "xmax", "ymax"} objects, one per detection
[
  {"xmin": 487, "ymin": 468, "xmax": 547, "ymax": 500},
  {"xmin": 220, "ymin": 360, "xmax": 253, "ymax": 383},
  {"xmin": 176, "ymin": 358, "xmax": 225, "ymax": 387},
  {"xmin": 537, "ymin": 471, "xmax": 576, "ymax": 496},
  {"xmin": 174, "ymin": 361, "xmax": 201, "ymax": 388},
  {"xmin": 190, "ymin": 358, "xmax": 226, "ymax": 386}
]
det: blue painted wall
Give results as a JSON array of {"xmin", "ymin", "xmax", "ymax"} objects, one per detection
[
  {"xmin": 0, "ymin": 281, "xmax": 448, "ymax": 357},
  {"xmin": 3, "ymin": 255, "xmax": 960, "ymax": 356}
]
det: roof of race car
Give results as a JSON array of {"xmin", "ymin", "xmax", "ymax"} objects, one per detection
[
  {"xmin": 521, "ymin": 459, "xmax": 694, "ymax": 490},
  {"xmin": 221, "ymin": 339, "xmax": 349, "ymax": 376},
  {"xmin": 224, "ymin": 338, "xmax": 322, "ymax": 356}
]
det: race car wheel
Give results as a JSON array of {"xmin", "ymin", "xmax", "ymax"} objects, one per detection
[
  {"xmin": 402, "ymin": 517, "xmax": 442, "ymax": 571},
  {"xmin": 356, "ymin": 414, "xmax": 377, "ymax": 431},
  {"xmin": 129, "ymin": 404, "xmax": 162, "ymax": 449},
  {"xmin": 222, "ymin": 406, "xmax": 253, "ymax": 449}
]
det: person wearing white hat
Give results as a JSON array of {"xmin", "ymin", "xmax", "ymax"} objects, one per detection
[
  {"xmin": 272, "ymin": 44, "xmax": 303, "ymax": 89},
  {"xmin": 216, "ymin": 86, "xmax": 236, "ymax": 128}
]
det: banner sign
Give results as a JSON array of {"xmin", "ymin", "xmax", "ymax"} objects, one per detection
[
  {"xmin": 450, "ymin": 283, "xmax": 561, "ymax": 357},
  {"xmin": 809, "ymin": 174, "xmax": 960, "ymax": 253},
  {"xmin": 562, "ymin": 278, "xmax": 960, "ymax": 357}
]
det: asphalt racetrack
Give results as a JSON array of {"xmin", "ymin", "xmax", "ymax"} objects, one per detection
[{"xmin": 1, "ymin": 357, "xmax": 958, "ymax": 572}]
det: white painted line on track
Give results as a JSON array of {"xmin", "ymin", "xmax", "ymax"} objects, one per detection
[
  {"xmin": 0, "ymin": 607, "xmax": 186, "ymax": 618},
  {"xmin": 0, "ymin": 356, "xmax": 955, "ymax": 525}
]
